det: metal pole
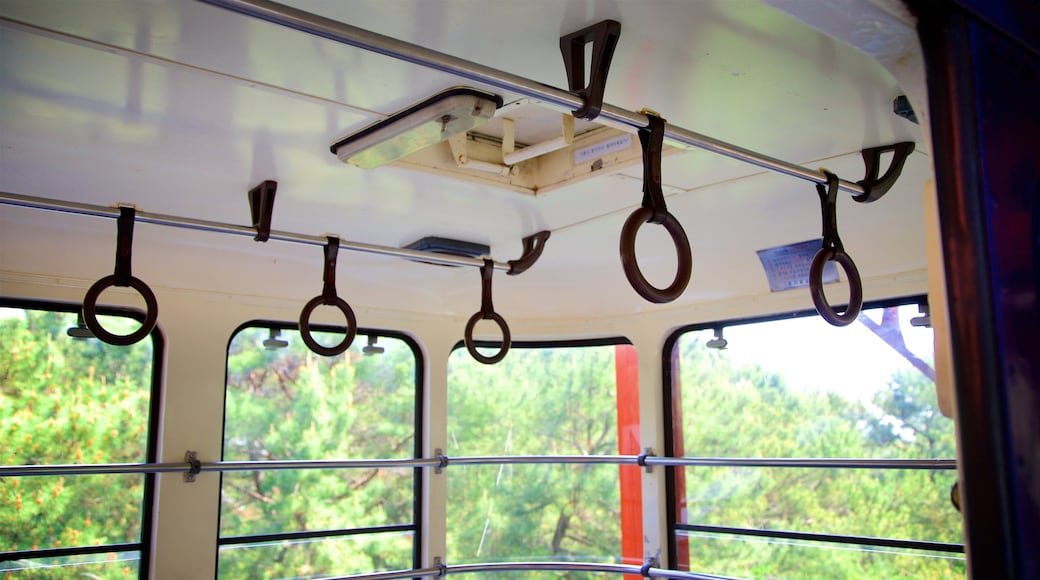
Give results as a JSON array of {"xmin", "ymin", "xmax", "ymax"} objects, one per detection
[
  {"xmin": 445, "ymin": 562, "xmax": 636, "ymax": 575},
  {"xmin": 0, "ymin": 462, "xmax": 189, "ymax": 477},
  {"xmin": 199, "ymin": 0, "xmax": 868, "ymax": 197},
  {"xmin": 323, "ymin": 566, "xmax": 443, "ymax": 580},
  {"xmin": 644, "ymin": 456, "xmax": 957, "ymax": 470},
  {"xmin": 446, "ymin": 454, "xmax": 641, "ymax": 467},
  {"xmin": 0, "ymin": 191, "xmax": 510, "ymax": 271},
  {"xmin": 208, "ymin": 458, "xmax": 443, "ymax": 472},
  {"xmin": 323, "ymin": 563, "xmax": 731, "ymax": 579},
  {"xmin": 0, "ymin": 454, "xmax": 956, "ymax": 478}
]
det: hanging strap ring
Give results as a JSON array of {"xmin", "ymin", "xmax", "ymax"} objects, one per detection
[
  {"xmin": 82, "ymin": 206, "xmax": 159, "ymax": 346},
  {"xmin": 619, "ymin": 113, "xmax": 693, "ymax": 303},
  {"xmin": 809, "ymin": 171, "xmax": 864, "ymax": 326},
  {"xmin": 299, "ymin": 237, "xmax": 357, "ymax": 356},
  {"xmin": 464, "ymin": 259, "xmax": 511, "ymax": 364}
]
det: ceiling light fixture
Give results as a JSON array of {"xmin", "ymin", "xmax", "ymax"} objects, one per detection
[{"xmin": 331, "ymin": 87, "xmax": 502, "ymax": 169}]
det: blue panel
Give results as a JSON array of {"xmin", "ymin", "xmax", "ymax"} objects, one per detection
[
  {"xmin": 954, "ymin": 0, "xmax": 1040, "ymax": 54},
  {"xmin": 970, "ymin": 22, "xmax": 1040, "ymax": 580}
]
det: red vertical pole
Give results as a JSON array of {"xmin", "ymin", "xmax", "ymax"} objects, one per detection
[{"xmin": 615, "ymin": 344, "xmax": 643, "ymax": 578}]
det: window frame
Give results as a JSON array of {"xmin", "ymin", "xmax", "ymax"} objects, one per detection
[
  {"xmin": 216, "ymin": 319, "xmax": 424, "ymax": 576},
  {"xmin": 446, "ymin": 336, "xmax": 638, "ymax": 566},
  {"xmin": 0, "ymin": 297, "xmax": 164, "ymax": 579},
  {"xmin": 660, "ymin": 295, "xmax": 963, "ymax": 571}
]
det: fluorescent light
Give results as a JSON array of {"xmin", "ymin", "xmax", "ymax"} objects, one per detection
[{"xmin": 331, "ymin": 87, "xmax": 502, "ymax": 169}]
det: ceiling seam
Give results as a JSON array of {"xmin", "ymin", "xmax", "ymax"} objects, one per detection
[{"xmin": 0, "ymin": 16, "xmax": 388, "ymax": 120}]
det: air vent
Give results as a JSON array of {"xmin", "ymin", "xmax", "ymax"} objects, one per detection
[{"xmin": 404, "ymin": 236, "xmax": 490, "ymax": 267}]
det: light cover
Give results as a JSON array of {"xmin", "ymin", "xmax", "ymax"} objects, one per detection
[{"xmin": 331, "ymin": 87, "xmax": 502, "ymax": 169}]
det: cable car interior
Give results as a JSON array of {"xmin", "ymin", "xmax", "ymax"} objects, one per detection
[{"xmin": 1, "ymin": 0, "xmax": 1037, "ymax": 578}]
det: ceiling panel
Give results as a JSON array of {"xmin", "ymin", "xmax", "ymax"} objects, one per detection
[{"xmin": 0, "ymin": 0, "xmax": 932, "ymax": 321}]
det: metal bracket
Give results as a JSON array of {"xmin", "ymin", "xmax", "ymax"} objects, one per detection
[
  {"xmin": 434, "ymin": 556, "xmax": 447, "ymax": 576},
  {"xmin": 560, "ymin": 20, "xmax": 621, "ymax": 120},
  {"xmin": 507, "ymin": 230, "xmax": 551, "ymax": 275},
  {"xmin": 641, "ymin": 555, "xmax": 658, "ymax": 577},
  {"xmin": 248, "ymin": 180, "xmax": 277, "ymax": 242},
  {"xmin": 501, "ymin": 114, "xmax": 574, "ymax": 165},
  {"xmin": 637, "ymin": 447, "xmax": 654, "ymax": 473},
  {"xmin": 853, "ymin": 141, "xmax": 915, "ymax": 203},
  {"xmin": 448, "ymin": 133, "xmax": 513, "ymax": 176},
  {"xmin": 435, "ymin": 448, "xmax": 449, "ymax": 474},
  {"xmin": 184, "ymin": 450, "xmax": 202, "ymax": 483}
]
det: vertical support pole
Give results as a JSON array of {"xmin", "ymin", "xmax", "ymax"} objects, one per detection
[{"xmin": 615, "ymin": 344, "xmax": 643, "ymax": 577}]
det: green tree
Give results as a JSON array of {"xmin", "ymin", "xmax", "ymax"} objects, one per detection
[
  {"xmin": 447, "ymin": 345, "xmax": 624, "ymax": 578},
  {"xmin": 672, "ymin": 330, "xmax": 964, "ymax": 579},
  {"xmin": 217, "ymin": 327, "xmax": 418, "ymax": 578},
  {"xmin": 1, "ymin": 308, "xmax": 154, "ymax": 579}
]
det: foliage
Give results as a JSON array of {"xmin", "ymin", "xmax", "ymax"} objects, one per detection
[
  {"xmin": 673, "ymin": 332, "xmax": 965, "ymax": 579},
  {"xmin": 217, "ymin": 327, "xmax": 418, "ymax": 578},
  {"xmin": 0, "ymin": 308, "xmax": 153, "ymax": 579},
  {"xmin": 447, "ymin": 345, "xmax": 624, "ymax": 577},
  {"xmin": 1, "ymin": 306, "xmax": 966, "ymax": 579}
]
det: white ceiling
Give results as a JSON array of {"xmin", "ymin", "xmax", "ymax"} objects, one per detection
[{"xmin": 0, "ymin": 0, "xmax": 929, "ymax": 322}]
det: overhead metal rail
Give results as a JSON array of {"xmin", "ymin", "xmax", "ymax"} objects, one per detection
[
  {"xmin": 0, "ymin": 191, "xmax": 511, "ymax": 271},
  {"xmin": 0, "ymin": 453, "xmax": 957, "ymax": 478},
  {"xmin": 201, "ymin": 0, "xmax": 872, "ymax": 197},
  {"xmin": 323, "ymin": 561, "xmax": 736, "ymax": 580}
]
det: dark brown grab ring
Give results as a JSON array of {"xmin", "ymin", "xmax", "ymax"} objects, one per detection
[
  {"xmin": 619, "ymin": 207, "xmax": 693, "ymax": 303},
  {"xmin": 82, "ymin": 275, "xmax": 159, "ymax": 346},
  {"xmin": 464, "ymin": 311, "xmax": 511, "ymax": 365},
  {"xmin": 298, "ymin": 295, "xmax": 357, "ymax": 357},
  {"xmin": 809, "ymin": 247, "xmax": 864, "ymax": 326}
]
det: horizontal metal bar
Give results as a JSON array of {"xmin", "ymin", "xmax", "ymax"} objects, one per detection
[
  {"xmin": 0, "ymin": 454, "xmax": 957, "ymax": 478},
  {"xmin": 328, "ymin": 562, "xmax": 735, "ymax": 579},
  {"xmin": 0, "ymin": 191, "xmax": 509, "ymax": 271},
  {"xmin": 0, "ymin": 462, "xmax": 187, "ymax": 477},
  {"xmin": 447, "ymin": 454, "xmax": 640, "ymax": 467},
  {"xmin": 199, "ymin": 0, "xmax": 868, "ymax": 197},
  {"xmin": 647, "ymin": 456, "xmax": 958, "ymax": 470},
  {"xmin": 324, "ymin": 566, "xmax": 444, "ymax": 580},
  {"xmin": 0, "ymin": 542, "xmax": 141, "ymax": 563},
  {"xmin": 218, "ymin": 524, "xmax": 414, "ymax": 547},
  {"xmin": 208, "ymin": 457, "xmax": 442, "ymax": 472},
  {"xmin": 446, "ymin": 562, "xmax": 636, "ymax": 575},
  {"xmin": 677, "ymin": 523, "xmax": 966, "ymax": 554}
]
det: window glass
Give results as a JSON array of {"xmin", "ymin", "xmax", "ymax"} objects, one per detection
[
  {"xmin": 0, "ymin": 304, "xmax": 157, "ymax": 578},
  {"xmin": 218, "ymin": 325, "xmax": 419, "ymax": 579},
  {"xmin": 668, "ymin": 302, "xmax": 965, "ymax": 578},
  {"xmin": 447, "ymin": 343, "xmax": 638, "ymax": 574}
]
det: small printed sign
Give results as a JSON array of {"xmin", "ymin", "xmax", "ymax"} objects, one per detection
[
  {"xmin": 756, "ymin": 239, "xmax": 838, "ymax": 292},
  {"xmin": 574, "ymin": 134, "xmax": 633, "ymax": 164}
]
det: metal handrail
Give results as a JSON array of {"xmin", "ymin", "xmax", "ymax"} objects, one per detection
[
  {"xmin": 0, "ymin": 453, "xmax": 956, "ymax": 478},
  {"xmin": 0, "ymin": 191, "xmax": 510, "ymax": 271},
  {"xmin": 321, "ymin": 561, "xmax": 736, "ymax": 580},
  {"xmin": 200, "ymin": 0, "xmax": 869, "ymax": 197}
]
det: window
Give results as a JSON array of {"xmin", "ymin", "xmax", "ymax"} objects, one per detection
[
  {"xmin": 664, "ymin": 300, "xmax": 964, "ymax": 578},
  {"xmin": 218, "ymin": 323, "xmax": 421, "ymax": 578},
  {"xmin": 0, "ymin": 300, "xmax": 160, "ymax": 578},
  {"xmin": 447, "ymin": 341, "xmax": 640, "ymax": 575}
]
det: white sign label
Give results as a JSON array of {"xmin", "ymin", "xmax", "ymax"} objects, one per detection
[{"xmin": 574, "ymin": 134, "xmax": 633, "ymax": 164}]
